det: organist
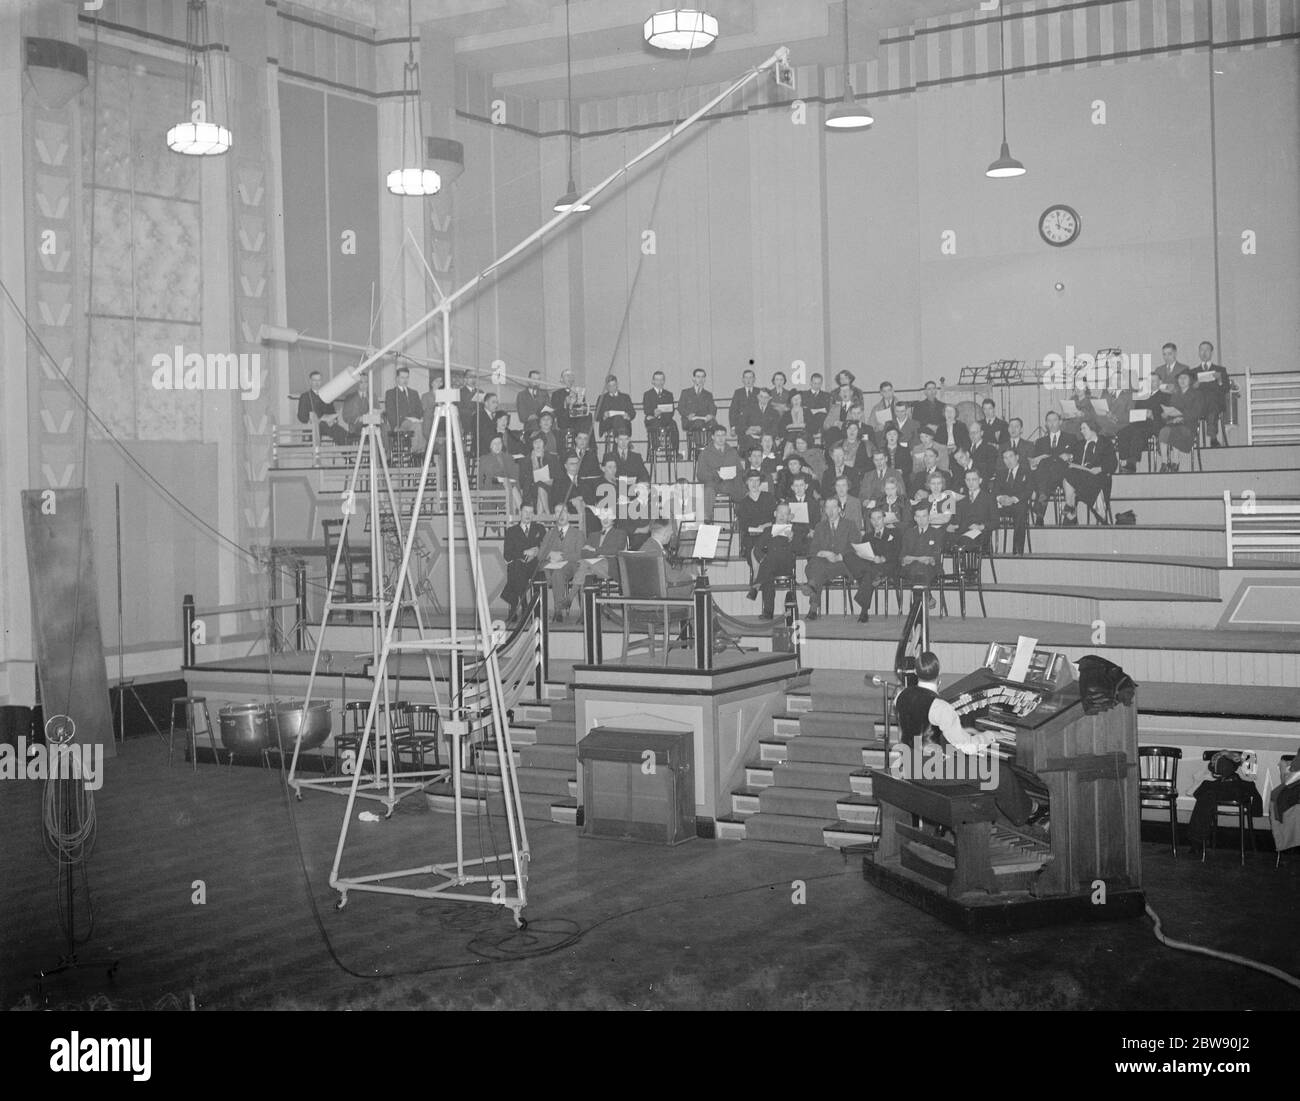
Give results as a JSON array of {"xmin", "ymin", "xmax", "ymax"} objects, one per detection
[{"xmin": 893, "ymin": 651, "xmax": 1043, "ymax": 829}]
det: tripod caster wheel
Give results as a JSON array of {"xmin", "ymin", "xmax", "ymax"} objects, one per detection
[
  {"xmin": 513, "ymin": 911, "xmax": 527, "ymax": 931},
  {"xmin": 295, "ymin": 791, "xmax": 303, "ymax": 802},
  {"xmin": 336, "ymin": 894, "xmax": 348, "ymax": 911}
]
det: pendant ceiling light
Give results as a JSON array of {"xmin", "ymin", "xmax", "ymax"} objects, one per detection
[
  {"xmin": 825, "ymin": 0, "xmax": 872, "ymax": 130},
  {"xmin": 986, "ymin": 4, "xmax": 1026, "ymax": 178},
  {"xmin": 386, "ymin": 0, "xmax": 440, "ymax": 195},
  {"xmin": 166, "ymin": 0, "xmax": 232, "ymax": 155},
  {"xmin": 554, "ymin": 0, "xmax": 590, "ymax": 213},
  {"xmin": 643, "ymin": 9, "xmax": 719, "ymax": 51}
]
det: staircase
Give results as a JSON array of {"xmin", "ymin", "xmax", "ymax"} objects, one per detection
[
  {"xmin": 1245, "ymin": 370, "xmax": 1300, "ymax": 443},
  {"xmin": 717, "ymin": 670, "xmax": 889, "ymax": 849}
]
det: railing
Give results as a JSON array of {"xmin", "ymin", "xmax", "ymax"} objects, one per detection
[
  {"xmin": 1222, "ymin": 491, "xmax": 1300, "ymax": 567},
  {"xmin": 1244, "ymin": 369, "xmax": 1300, "ymax": 445}
]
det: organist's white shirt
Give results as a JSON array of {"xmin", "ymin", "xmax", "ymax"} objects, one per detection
[{"xmin": 917, "ymin": 679, "xmax": 999, "ymax": 755}]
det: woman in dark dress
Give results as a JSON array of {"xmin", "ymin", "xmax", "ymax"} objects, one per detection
[
  {"xmin": 519, "ymin": 434, "xmax": 559, "ymax": 514},
  {"xmin": 1157, "ymin": 370, "xmax": 1202, "ymax": 471}
]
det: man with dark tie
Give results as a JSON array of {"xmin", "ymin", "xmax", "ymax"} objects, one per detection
[
  {"xmin": 297, "ymin": 370, "xmax": 348, "ymax": 444},
  {"xmin": 1063, "ymin": 420, "xmax": 1116, "ymax": 524},
  {"xmin": 474, "ymin": 392, "xmax": 501, "ymax": 455},
  {"xmin": 552, "ymin": 453, "xmax": 587, "ymax": 520},
  {"xmin": 908, "ymin": 447, "xmax": 944, "ymax": 501},
  {"xmin": 783, "ymin": 471, "xmax": 820, "ymax": 545},
  {"xmin": 642, "ymin": 370, "xmax": 679, "ymax": 456},
  {"xmin": 993, "ymin": 446, "xmax": 1031, "ymax": 555},
  {"xmin": 570, "ymin": 429, "xmax": 602, "ymax": 501},
  {"xmin": 1152, "ymin": 342, "xmax": 1189, "ymax": 394},
  {"xmin": 565, "ymin": 510, "xmax": 629, "ymax": 617},
  {"xmin": 1030, "ymin": 410, "xmax": 1077, "ymax": 525},
  {"xmin": 829, "ymin": 474, "xmax": 864, "ymax": 531},
  {"xmin": 913, "ymin": 380, "xmax": 946, "ymax": 435},
  {"xmin": 753, "ymin": 388, "xmax": 783, "ymax": 442},
  {"xmin": 820, "ymin": 444, "xmax": 855, "ymax": 499},
  {"xmin": 538, "ymin": 505, "xmax": 584, "ymax": 622},
  {"xmin": 803, "ymin": 498, "xmax": 857, "ymax": 621},
  {"xmin": 850, "ymin": 506, "xmax": 900, "ymax": 623},
  {"xmin": 384, "ymin": 366, "xmax": 426, "ymax": 451},
  {"xmin": 746, "ymin": 502, "xmax": 799, "ymax": 620},
  {"xmin": 803, "ymin": 373, "xmax": 831, "ymax": 440},
  {"xmin": 516, "ymin": 370, "xmax": 548, "ymax": 432},
  {"xmin": 950, "ymin": 468, "xmax": 998, "ymax": 553},
  {"xmin": 610, "ymin": 427, "xmax": 650, "ymax": 484},
  {"xmin": 594, "ymin": 375, "xmax": 635, "ymax": 440},
  {"xmin": 900, "ymin": 505, "xmax": 945, "ymax": 604},
  {"xmin": 679, "ymin": 368, "xmax": 718, "ymax": 438},
  {"xmin": 729, "ymin": 365, "xmax": 761, "ymax": 443},
  {"xmin": 501, "ymin": 504, "xmax": 546, "ymax": 623},
  {"xmin": 696, "ymin": 425, "xmax": 744, "ymax": 522},
  {"xmin": 978, "ymin": 398, "xmax": 1010, "ymax": 450},
  {"xmin": 890, "ymin": 402, "xmax": 920, "ymax": 448},
  {"xmin": 1005, "ymin": 417, "xmax": 1034, "ymax": 465},
  {"xmin": 859, "ymin": 449, "xmax": 905, "ymax": 509},
  {"xmin": 870, "ymin": 381, "xmax": 899, "ymax": 430},
  {"xmin": 1194, "ymin": 340, "xmax": 1233, "ymax": 447}
]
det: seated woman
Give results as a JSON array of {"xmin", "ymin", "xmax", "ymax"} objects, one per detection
[
  {"xmin": 477, "ymin": 434, "xmax": 522, "ymax": 513},
  {"xmin": 780, "ymin": 390, "xmax": 810, "ymax": 450},
  {"xmin": 877, "ymin": 475, "xmax": 910, "ymax": 531},
  {"xmin": 1157, "ymin": 370, "xmax": 1202, "ymax": 471},
  {"xmin": 921, "ymin": 470, "xmax": 959, "ymax": 530},
  {"xmin": 493, "ymin": 410, "xmax": 526, "ymax": 461},
  {"xmin": 840, "ymin": 420, "xmax": 870, "ymax": 472},
  {"xmin": 934, "ymin": 404, "xmax": 969, "ymax": 455},
  {"xmin": 768, "ymin": 371, "xmax": 793, "ymax": 416},
  {"xmin": 519, "ymin": 434, "xmax": 559, "ymax": 516}
]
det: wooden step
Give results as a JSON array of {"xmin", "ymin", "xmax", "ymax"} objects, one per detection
[{"xmin": 514, "ymin": 766, "xmax": 574, "ymax": 797}]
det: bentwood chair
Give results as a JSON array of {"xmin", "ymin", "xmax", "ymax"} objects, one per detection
[{"xmin": 1138, "ymin": 746, "xmax": 1182, "ymax": 857}]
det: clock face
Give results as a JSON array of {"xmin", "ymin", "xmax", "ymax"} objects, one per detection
[{"xmin": 1039, "ymin": 205, "xmax": 1081, "ymax": 246}]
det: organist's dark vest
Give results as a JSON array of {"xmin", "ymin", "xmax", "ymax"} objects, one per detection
[{"xmin": 895, "ymin": 685, "xmax": 941, "ymax": 748}]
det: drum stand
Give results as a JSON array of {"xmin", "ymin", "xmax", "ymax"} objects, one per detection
[{"xmin": 287, "ymin": 368, "xmax": 443, "ymax": 811}]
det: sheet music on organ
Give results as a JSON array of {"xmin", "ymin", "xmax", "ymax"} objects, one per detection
[{"xmin": 1008, "ymin": 635, "xmax": 1038, "ymax": 683}]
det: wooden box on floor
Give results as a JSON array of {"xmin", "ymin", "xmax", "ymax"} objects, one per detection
[{"xmin": 579, "ymin": 728, "xmax": 696, "ymax": 845}]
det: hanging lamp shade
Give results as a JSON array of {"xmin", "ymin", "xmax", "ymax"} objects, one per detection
[
  {"xmin": 825, "ymin": 98, "xmax": 873, "ymax": 129},
  {"xmin": 643, "ymin": 9, "xmax": 718, "ymax": 51},
  {"xmin": 985, "ymin": 139, "xmax": 1026, "ymax": 178},
  {"xmin": 166, "ymin": 0, "xmax": 232, "ymax": 156},
  {"xmin": 553, "ymin": 180, "xmax": 591, "ymax": 213},
  {"xmin": 386, "ymin": 1, "xmax": 440, "ymax": 196}
]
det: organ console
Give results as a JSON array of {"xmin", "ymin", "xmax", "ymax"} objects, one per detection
[{"xmin": 866, "ymin": 617, "xmax": 1146, "ymax": 930}]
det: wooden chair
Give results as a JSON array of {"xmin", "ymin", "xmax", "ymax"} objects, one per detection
[
  {"xmin": 937, "ymin": 544, "xmax": 987, "ymax": 619},
  {"xmin": 616, "ymin": 551, "xmax": 692, "ymax": 665},
  {"xmin": 1138, "ymin": 746, "xmax": 1181, "ymax": 857}
]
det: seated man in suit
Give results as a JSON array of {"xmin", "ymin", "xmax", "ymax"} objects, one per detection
[
  {"xmin": 735, "ymin": 470, "xmax": 777, "ymax": 571},
  {"xmin": 791, "ymin": 434, "xmax": 825, "ymax": 480},
  {"xmin": 729, "ymin": 366, "xmax": 762, "ymax": 444},
  {"xmin": 803, "ymin": 373, "xmax": 832, "ymax": 440},
  {"xmin": 589, "ymin": 456, "xmax": 624, "ymax": 533},
  {"xmin": 552, "ymin": 453, "xmax": 587, "ymax": 520},
  {"xmin": 1005, "ymin": 417, "xmax": 1034, "ymax": 466},
  {"xmin": 679, "ymin": 368, "xmax": 718, "ymax": 439},
  {"xmin": 565, "ymin": 509, "xmax": 629, "ymax": 617},
  {"xmin": 640, "ymin": 518, "xmax": 695, "ymax": 597},
  {"xmin": 384, "ymin": 366, "xmax": 426, "ymax": 452},
  {"xmin": 501, "ymin": 504, "xmax": 547, "ymax": 623},
  {"xmin": 516, "ymin": 371, "xmax": 549, "ymax": 433},
  {"xmin": 889, "ymin": 403, "xmax": 920, "ymax": 449},
  {"xmin": 538, "ymin": 504, "xmax": 584, "ymax": 622},
  {"xmin": 820, "ymin": 444, "xmax": 856, "ymax": 499},
  {"xmin": 775, "ymin": 453, "xmax": 813, "ymax": 500},
  {"xmin": 950, "ymin": 468, "xmax": 998, "ymax": 552},
  {"xmin": 740, "ymin": 444, "xmax": 768, "ymax": 490},
  {"xmin": 783, "ymin": 471, "xmax": 820, "ymax": 545},
  {"xmin": 908, "ymin": 447, "xmax": 944, "ymax": 502},
  {"xmin": 551, "ymin": 368, "xmax": 592, "ymax": 438},
  {"xmin": 900, "ymin": 504, "xmax": 945, "ymax": 607},
  {"xmin": 696, "ymin": 425, "xmax": 744, "ymax": 522},
  {"xmin": 1063, "ymin": 419, "xmax": 1116, "ymax": 523},
  {"xmin": 804, "ymin": 497, "xmax": 858, "ymax": 621},
  {"xmin": 608, "ymin": 427, "xmax": 650, "ymax": 484},
  {"xmin": 570, "ymin": 430, "xmax": 603, "ymax": 500},
  {"xmin": 746, "ymin": 502, "xmax": 801, "ymax": 620},
  {"xmin": 912, "ymin": 380, "xmax": 946, "ymax": 437},
  {"xmin": 850, "ymin": 505, "xmax": 901, "ymax": 623},
  {"xmin": 993, "ymin": 446, "xmax": 1031, "ymax": 556},
  {"xmin": 1194, "ymin": 340, "xmax": 1233, "ymax": 448},
  {"xmin": 753, "ymin": 388, "xmax": 783, "ymax": 442},
  {"xmin": 642, "ymin": 370, "xmax": 679, "ymax": 456},
  {"xmin": 474, "ymin": 392, "xmax": 502, "ymax": 456},
  {"xmin": 912, "ymin": 426, "xmax": 948, "ymax": 475},
  {"xmin": 297, "ymin": 370, "xmax": 349, "ymax": 444},
  {"xmin": 1030, "ymin": 410, "xmax": 1077, "ymax": 525},
  {"xmin": 977, "ymin": 398, "xmax": 1011, "ymax": 450},
  {"xmin": 594, "ymin": 375, "xmax": 636, "ymax": 440}
]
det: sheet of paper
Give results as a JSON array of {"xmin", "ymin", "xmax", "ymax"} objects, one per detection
[
  {"xmin": 1093, "ymin": 398, "xmax": 1110, "ymax": 414},
  {"xmin": 1197, "ymin": 370, "xmax": 1216, "ymax": 383},
  {"xmin": 542, "ymin": 561, "xmax": 567, "ymax": 570},
  {"xmin": 540, "ymin": 404, "xmax": 554, "ymax": 413},
  {"xmin": 1128, "ymin": 409, "xmax": 1149, "ymax": 423},
  {"xmin": 771, "ymin": 523, "xmax": 794, "ymax": 539},
  {"xmin": 963, "ymin": 526, "xmax": 982, "ymax": 540},
  {"xmin": 657, "ymin": 403, "xmax": 674, "ymax": 414},
  {"xmin": 718, "ymin": 465, "xmax": 737, "ymax": 481},
  {"xmin": 582, "ymin": 557, "xmax": 603, "ymax": 565},
  {"xmin": 747, "ymin": 525, "xmax": 767, "ymax": 534},
  {"xmin": 851, "ymin": 541, "xmax": 874, "ymax": 558},
  {"xmin": 789, "ymin": 501, "xmax": 809, "ymax": 524},
  {"xmin": 692, "ymin": 523, "xmax": 721, "ymax": 560},
  {"xmin": 533, "ymin": 467, "xmax": 552, "ymax": 484},
  {"xmin": 1058, "ymin": 398, "xmax": 1079, "ymax": 418},
  {"xmin": 874, "ymin": 408, "xmax": 890, "ymax": 425},
  {"xmin": 1008, "ymin": 635, "xmax": 1038, "ymax": 683}
]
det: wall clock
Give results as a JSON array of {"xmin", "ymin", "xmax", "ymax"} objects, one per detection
[{"xmin": 1039, "ymin": 204, "xmax": 1081, "ymax": 247}]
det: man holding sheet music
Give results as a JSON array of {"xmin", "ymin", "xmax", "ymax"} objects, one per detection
[
  {"xmin": 1029, "ymin": 410, "xmax": 1077, "ymax": 525},
  {"xmin": 538, "ymin": 505, "xmax": 584, "ymax": 622},
  {"xmin": 516, "ymin": 371, "xmax": 549, "ymax": 432},
  {"xmin": 993, "ymin": 446, "xmax": 1032, "ymax": 555},
  {"xmin": 679, "ymin": 368, "xmax": 718, "ymax": 436},
  {"xmin": 850, "ymin": 507, "xmax": 900, "ymax": 623},
  {"xmin": 783, "ymin": 472, "xmax": 820, "ymax": 545},
  {"xmin": 803, "ymin": 498, "xmax": 857, "ymax": 620},
  {"xmin": 950, "ymin": 468, "xmax": 997, "ymax": 551},
  {"xmin": 696, "ymin": 425, "xmax": 745, "ymax": 522},
  {"xmin": 746, "ymin": 502, "xmax": 800, "ymax": 620},
  {"xmin": 642, "ymin": 370, "xmax": 680, "ymax": 456}
]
